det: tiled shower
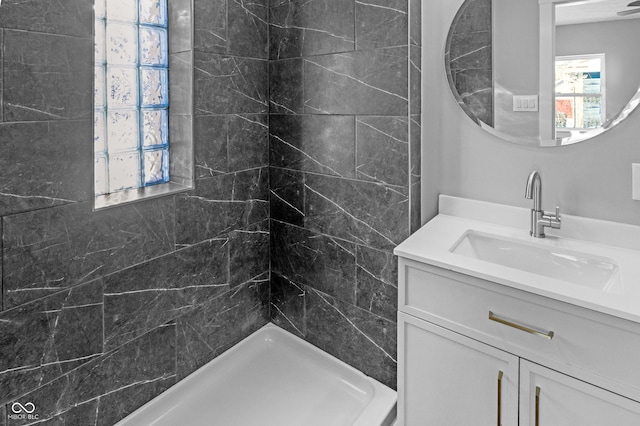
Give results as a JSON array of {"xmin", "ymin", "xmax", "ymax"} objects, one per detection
[{"xmin": 0, "ymin": 0, "xmax": 421, "ymax": 424}]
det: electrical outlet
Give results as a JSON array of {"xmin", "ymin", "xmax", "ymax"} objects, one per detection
[{"xmin": 633, "ymin": 164, "xmax": 640, "ymax": 200}]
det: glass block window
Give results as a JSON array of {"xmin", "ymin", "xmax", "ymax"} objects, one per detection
[{"xmin": 94, "ymin": 0, "xmax": 170, "ymax": 196}]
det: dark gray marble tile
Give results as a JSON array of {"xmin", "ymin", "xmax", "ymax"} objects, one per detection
[
  {"xmin": 176, "ymin": 168, "xmax": 269, "ymax": 246},
  {"xmin": 304, "ymin": 173, "xmax": 409, "ymax": 251},
  {"xmin": 227, "ymin": 114, "xmax": 269, "ymax": 172},
  {"xmin": 195, "ymin": 114, "xmax": 268, "ymax": 179},
  {"xmin": 0, "ymin": 280, "xmax": 103, "ymax": 404},
  {"xmin": 3, "ymin": 30, "xmax": 92, "ymax": 122},
  {"xmin": 194, "ymin": 52, "xmax": 268, "ymax": 114},
  {"xmin": 228, "ymin": 0, "xmax": 269, "ymax": 59},
  {"xmin": 0, "ymin": 0, "xmax": 92, "ymax": 37},
  {"xmin": 0, "ymin": 120, "xmax": 92, "ymax": 216},
  {"xmin": 356, "ymin": 116, "xmax": 408, "ymax": 187},
  {"xmin": 271, "ymin": 220, "xmax": 356, "ymax": 304},
  {"xmin": 176, "ymin": 281, "xmax": 269, "ymax": 380},
  {"xmin": 270, "ymin": 168, "xmax": 305, "ymax": 227},
  {"xmin": 449, "ymin": 69, "xmax": 493, "ymax": 125},
  {"xmin": 168, "ymin": 0, "xmax": 193, "ymax": 53},
  {"xmin": 410, "ymin": 114, "xmax": 422, "ymax": 233},
  {"xmin": 269, "ymin": 0, "xmax": 355, "ymax": 60},
  {"xmin": 270, "ymin": 273, "xmax": 306, "ymax": 338},
  {"xmin": 3, "ymin": 197, "xmax": 176, "ymax": 308},
  {"xmin": 304, "ymin": 47, "xmax": 408, "ymax": 115},
  {"xmin": 194, "ymin": 115, "xmax": 228, "ymax": 179},
  {"xmin": 355, "ymin": 246, "xmax": 397, "ymax": 321},
  {"xmin": 229, "ymin": 220, "xmax": 270, "ymax": 288},
  {"xmin": 410, "ymin": 0, "xmax": 421, "ymax": 47},
  {"xmin": 270, "ymin": 115, "xmax": 356, "ymax": 177},
  {"xmin": 269, "ymin": 58, "xmax": 304, "ymax": 114},
  {"xmin": 7, "ymin": 324, "xmax": 176, "ymax": 426},
  {"xmin": 305, "ymin": 287, "xmax": 397, "ymax": 389},
  {"xmin": 194, "ymin": 0, "xmax": 227, "ymax": 54},
  {"xmin": 453, "ymin": 0, "xmax": 491, "ymax": 34},
  {"xmin": 169, "ymin": 114, "xmax": 195, "ymax": 186},
  {"xmin": 448, "ymin": 31, "xmax": 492, "ymax": 72},
  {"xmin": 0, "ymin": 31, "xmax": 3, "ymax": 123},
  {"xmin": 410, "ymin": 45, "xmax": 422, "ymax": 114},
  {"xmin": 169, "ymin": 52, "xmax": 193, "ymax": 115},
  {"xmin": 104, "ymin": 240, "xmax": 230, "ymax": 351},
  {"xmin": 355, "ymin": 0, "xmax": 408, "ymax": 51},
  {"xmin": 226, "ymin": 167, "xmax": 269, "ymax": 232}
]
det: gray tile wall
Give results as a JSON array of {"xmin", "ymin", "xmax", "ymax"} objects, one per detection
[
  {"xmin": 0, "ymin": 0, "xmax": 269, "ymax": 423},
  {"xmin": 0, "ymin": 0, "xmax": 421, "ymax": 422},
  {"xmin": 269, "ymin": 0, "xmax": 422, "ymax": 390}
]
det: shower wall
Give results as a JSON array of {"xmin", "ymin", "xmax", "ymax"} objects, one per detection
[
  {"xmin": 269, "ymin": 0, "xmax": 421, "ymax": 389},
  {"xmin": 0, "ymin": 0, "xmax": 269, "ymax": 424},
  {"xmin": 0, "ymin": 0, "xmax": 421, "ymax": 422}
]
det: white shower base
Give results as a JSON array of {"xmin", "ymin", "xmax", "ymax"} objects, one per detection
[{"xmin": 115, "ymin": 323, "xmax": 397, "ymax": 426}]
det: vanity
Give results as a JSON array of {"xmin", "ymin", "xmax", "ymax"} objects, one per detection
[{"xmin": 395, "ymin": 196, "xmax": 640, "ymax": 425}]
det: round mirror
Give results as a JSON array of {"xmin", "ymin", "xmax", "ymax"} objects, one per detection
[{"xmin": 445, "ymin": 0, "xmax": 640, "ymax": 147}]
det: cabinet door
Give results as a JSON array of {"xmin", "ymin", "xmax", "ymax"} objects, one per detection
[
  {"xmin": 520, "ymin": 360, "xmax": 640, "ymax": 426},
  {"xmin": 398, "ymin": 313, "xmax": 518, "ymax": 426}
]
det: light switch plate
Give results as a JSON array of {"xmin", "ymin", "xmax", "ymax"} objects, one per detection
[
  {"xmin": 633, "ymin": 164, "xmax": 640, "ymax": 200},
  {"xmin": 513, "ymin": 95, "xmax": 539, "ymax": 112}
]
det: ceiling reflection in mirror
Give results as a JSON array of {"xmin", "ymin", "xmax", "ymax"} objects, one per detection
[{"xmin": 445, "ymin": 0, "xmax": 640, "ymax": 147}]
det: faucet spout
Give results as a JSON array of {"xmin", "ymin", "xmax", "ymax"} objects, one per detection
[
  {"xmin": 524, "ymin": 171, "xmax": 561, "ymax": 238},
  {"xmin": 524, "ymin": 170, "xmax": 542, "ymax": 212}
]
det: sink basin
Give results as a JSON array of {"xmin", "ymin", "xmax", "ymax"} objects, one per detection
[{"xmin": 450, "ymin": 231, "xmax": 620, "ymax": 291}]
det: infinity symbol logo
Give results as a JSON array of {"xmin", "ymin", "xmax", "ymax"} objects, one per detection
[{"xmin": 11, "ymin": 402, "xmax": 36, "ymax": 414}]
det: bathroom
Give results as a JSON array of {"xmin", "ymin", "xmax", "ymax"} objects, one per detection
[{"xmin": 0, "ymin": 0, "xmax": 639, "ymax": 424}]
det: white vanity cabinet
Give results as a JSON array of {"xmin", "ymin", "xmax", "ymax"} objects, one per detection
[
  {"xmin": 397, "ymin": 258, "xmax": 640, "ymax": 426},
  {"xmin": 400, "ymin": 313, "xmax": 518, "ymax": 425}
]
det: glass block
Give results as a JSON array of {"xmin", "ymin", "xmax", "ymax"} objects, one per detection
[
  {"xmin": 95, "ymin": 156, "xmax": 108, "ymax": 196},
  {"xmin": 106, "ymin": 0, "xmax": 138, "ymax": 23},
  {"xmin": 106, "ymin": 22, "xmax": 138, "ymax": 65},
  {"xmin": 109, "ymin": 152, "xmax": 141, "ymax": 191},
  {"xmin": 143, "ymin": 150, "xmax": 168, "ymax": 185},
  {"xmin": 140, "ymin": 68, "xmax": 168, "ymax": 107},
  {"xmin": 141, "ymin": 109, "xmax": 168, "ymax": 147},
  {"xmin": 107, "ymin": 110, "xmax": 140, "ymax": 152},
  {"xmin": 94, "ymin": 110, "xmax": 107, "ymax": 153},
  {"xmin": 95, "ymin": 20, "xmax": 106, "ymax": 64},
  {"xmin": 140, "ymin": 27, "xmax": 168, "ymax": 66},
  {"xmin": 95, "ymin": 0, "xmax": 106, "ymax": 20},
  {"xmin": 108, "ymin": 67, "xmax": 138, "ymax": 108},
  {"xmin": 94, "ymin": 66, "xmax": 106, "ymax": 107},
  {"xmin": 140, "ymin": 0, "xmax": 167, "ymax": 26}
]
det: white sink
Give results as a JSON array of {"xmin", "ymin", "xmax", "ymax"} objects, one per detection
[{"xmin": 450, "ymin": 230, "xmax": 620, "ymax": 292}]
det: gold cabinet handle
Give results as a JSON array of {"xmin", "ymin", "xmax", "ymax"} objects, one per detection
[
  {"xmin": 535, "ymin": 386, "xmax": 541, "ymax": 426},
  {"xmin": 497, "ymin": 371, "xmax": 503, "ymax": 426},
  {"xmin": 489, "ymin": 311, "xmax": 555, "ymax": 340}
]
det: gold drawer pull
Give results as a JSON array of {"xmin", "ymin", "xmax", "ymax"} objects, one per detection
[
  {"xmin": 489, "ymin": 311, "xmax": 554, "ymax": 340},
  {"xmin": 535, "ymin": 386, "xmax": 541, "ymax": 426},
  {"xmin": 497, "ymin": 371, "xmax": 503, "ymax": 426}
]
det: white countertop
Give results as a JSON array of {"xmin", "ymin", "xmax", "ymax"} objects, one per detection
[{"xmin": 394, "ymin": 196, "xmax": 640, "ymax": 324}]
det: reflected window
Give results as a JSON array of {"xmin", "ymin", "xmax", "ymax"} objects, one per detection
[
  {"xmin": 94, "ymin": 0, "xmax": 170, "ymax": 196},
  {"xmin": 555, "ymin": 54, "xmax": 605, "ymax": 131}
]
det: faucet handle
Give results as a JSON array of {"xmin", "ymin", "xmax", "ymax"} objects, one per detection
[{"xmin": 542, "ymin": 206, "xmax": 562, "ymax": 229}]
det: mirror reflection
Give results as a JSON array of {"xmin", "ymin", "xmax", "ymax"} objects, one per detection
[{"xmin": 445, "ymin": 0, "xmax": 640, "ymax": 147}]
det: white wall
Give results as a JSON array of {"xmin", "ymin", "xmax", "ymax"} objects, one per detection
[
  {"xmin": 493, "ymin": 0, "xmax": 539, "ymax": 139},
  {"xmin": 423, "ymin": 0, "xmax": 640, "ymax": 226}
]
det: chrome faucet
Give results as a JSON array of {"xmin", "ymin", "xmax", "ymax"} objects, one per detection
[{"xmin": 524, "ymin": 171, "xmax": 561, "ymax": 238}]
